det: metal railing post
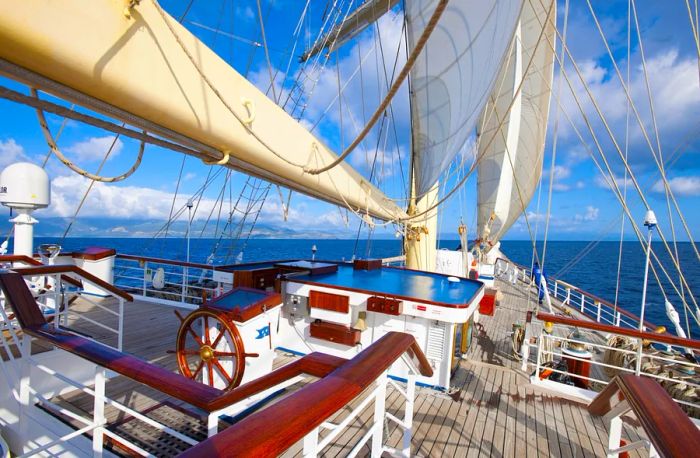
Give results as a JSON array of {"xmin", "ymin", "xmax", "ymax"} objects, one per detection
[
  {"xmin": 565, "ymin": 288, "xmax": 571, "ymax": 306},
  {"xmin": 535, "ymin": 333, "xmax": 543, "ymax": 382},
  {"xmin": 371, "ymin": 371, "xmax": 388, "ymax": 456},
  {"xmin": 142, "ymin": 261, "xmax": 148, "ymax": 296},
  {"xmin": 403, "ymin": 374, "xmax": 416, "ymax": 457},
  {"xmin": 118, "ymin": 298, "xmax": 124, "ymax": 351},
  {"xmin": 19, "ymin": 335, "xmax": 32, "ymax": 452},
  {"xmin": 596, "ymin": 301, "xmax": 602, "ymax": 322},
  {"xmin": 580, "ymin": 294, "xmax": 585, "ymax": 313},
  {"xmin": 554, "ymin": 282, "xmax": 558, "ymax": 298},
  {"xmin": 302, "ymin": 426, "xmax": 319, "ymax": 458},
  {"xmin": 93, "ymin": 367, "xmax": 106, "ymax": 457},
  {"xmin": 181, "ymin": 266, "xmax": 187, "ymax": 303}
]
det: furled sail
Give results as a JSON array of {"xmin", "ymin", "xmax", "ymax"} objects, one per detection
[
  {"xmin": 476, "ymin": 0, "xmax": 556, "ymax": 245},
  {"xmin": 300, "ymin": 0, "xmax": 400, "ymax": 62},
  {"xmin": 405, "ymin": 0, "xmax": 522, "ymax": 198},
  {"xmin": 0, "ymin": 0, "xmax": 406, "ymax": 222}
]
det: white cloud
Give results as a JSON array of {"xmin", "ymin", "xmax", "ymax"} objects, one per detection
[
  {"xmin": 47, "ymin": 174, "xmax": 217, "ymax": 220},
  {"xmin": 556, "ymin": 49, "xmax": 700, "ymax": 169},
  {"xmin": 350, "ymin": 147, "xmax": 403, "ymax": 179},
  {"xmin": 0, "ymin": 138, "xmax": 29, "ymax": 168},
  {"xmin": 579, "ymin": 206, "xmax": 599, "ymax": 222},
  {"xmin": 44, "ymin": 174, "xmax": 342, "ymax": 230},
  {"xmin": 235, "ymin": 5, "xmax": 254, "ymax": 21},
  {"xmin": 65, "ymin": 136, "xmax": 123, "ymax": 163},
  {"xmin": 595, "ymin": 173, "xmax": 632, "ymax": 191},
  {"xmin": 653, "ymin": 176, "xmax": 700, "ymax": 196},
  {"xmin": 545, "ymin": 164, "xmax": 574, "ymax": 191}
]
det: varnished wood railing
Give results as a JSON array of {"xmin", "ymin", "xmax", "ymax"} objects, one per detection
[
  {"xmin": 0, "ymin": 254, "xmax": 83, "ymax": 288},
  {"xmin": 536, "ymin": 312, "xmax": 700, "ymax": 351},
  {"xmin": 1, "ymin": 270, "xmax": 431, "ymax": 456},
  {"xmin": 588, "ymin": 373, "xmax": 700, "ymax": 457},
  {"xmin": 179, "ymin": 332, "xmax": 433, "ymax": 457},
  {"xmin": 11, "ymin": 264, "xmax": 132, "ymax": 302}
]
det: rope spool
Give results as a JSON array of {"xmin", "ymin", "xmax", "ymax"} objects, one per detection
[{"xmin": 602, "ymin": 335, "xmax": 635, "ymax": 378}]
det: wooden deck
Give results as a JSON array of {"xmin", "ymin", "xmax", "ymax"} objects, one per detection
[{"xmin": 41, "ymin": 277, "xmax": 651, "ymax": 457}]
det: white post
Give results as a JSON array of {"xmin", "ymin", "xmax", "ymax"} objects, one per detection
[
  {"xmin": 604, "ymin": 399, "xmax": 630, "ymax": 458},
  {"xmin": 580, "ymin": 294, "xmax": 585, "ymax": 313},
  {"xmin": 403, "ymin": 374, "xmax": 416, "ymax": 457},
  {"xmin": 142, "ymin": 261, "xmax": 148, "ymax": 296},
  {"xmin": 565, "ymin": 288, "xmax": 571, "ymax": 306},
  {"xmin": 535, "ymin": 332, "xmax": 543, "ymax": 382},
  {"xmin": 606, "ymin": 416, "xmax": 623, "ymax": 458},
  {"xmin": 10, "ymin": 210, "xmax": 37, "ymax": 259},
  {"xmin": 184, "ymin": 199, "xmax": 193, "ymax": 303},
  {"xmin": 93, "ymin": 368, "xmax": 106, "ymax": 457},
  {"xmin": 371, "ymin": 371, "xmax": 388, "ymax": 456},
  {"xmin": 636, "ymin": 210, "xmax": 656, "ymax": 375},
  {"xmin": 596, "ymin": 301, "xmax": 602, "ymax": 323},
  {"xmin": 18, "ymin": 335, "xmax": 32, "ymax": 453},
  {"xmin": 554, "ymin": 282, "xmax": 558, "ymax": 298},
  {"xmin": 117, "ymin": 298, "xmax": 124, "ymax": 351},
  {"xmin": 540, "ymin": 277, "xmax": 553, "ymax": 314},
  {"xmin": 207, "ymin": 413, "xmax": 218, "ymax": 438},
  {"xmin": 639, "ymin": 210, "xmax": 656, "ymax": 332},
  {"xmin": 302, "ymin": 427, "xmax": 319, "ymax": 458}
]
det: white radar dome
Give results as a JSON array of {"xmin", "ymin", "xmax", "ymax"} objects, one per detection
[{"xmin": 0, "ymin": 162, "xmax": 50, "ymax": 209}]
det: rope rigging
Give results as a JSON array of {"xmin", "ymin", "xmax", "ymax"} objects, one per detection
[
  {"xmin": 531, "ymin": 0, "xmax": 700, "ymax": 323},
  {"xmin": 32, "ymin": 89, "xmax": 146, "ymax": 183}
]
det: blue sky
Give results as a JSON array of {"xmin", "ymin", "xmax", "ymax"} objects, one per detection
[{"xmin": 0, "ymin": 0, "xmax": 698, "ymax": 242}]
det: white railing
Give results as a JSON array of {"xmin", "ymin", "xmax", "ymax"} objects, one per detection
[
  {"xmin": 114, "ymin": 255, "xmax": 226, "ymax": 308},
  {"xmin": 532, "ymin": 318, "xmax": 700, "ymax": 418},
  {"xmin": 494, "ymin": 258, "xmax": 653, "ymax": 331},
  {"xmin": 303, "ymin": 373, "xmax": 417, "ymax": 458},
  {"xmin": 2, "ymin": 330, "xmax": 304, "ymax": 457},
  {"xmin": 1, "ymin": 270, "xmax": 126, "ymax": 351}
]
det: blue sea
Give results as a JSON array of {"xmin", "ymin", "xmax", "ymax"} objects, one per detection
[{"xmin": 27, "ymin": 237, "xmax": 700, "ymax": 337}]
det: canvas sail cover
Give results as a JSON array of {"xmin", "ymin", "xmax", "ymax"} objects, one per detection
[
  {"xmin": 476, "ymin": 0, "xmax": 556, "ymax": 245},
  {"xmin": 405, "ymin": 0, "xmax": 522, "ymax": 198}
]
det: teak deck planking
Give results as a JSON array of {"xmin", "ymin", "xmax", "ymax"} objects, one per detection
[{"xmin": 37, "ymin": 275, "xmax": 652, "ymax": 457}]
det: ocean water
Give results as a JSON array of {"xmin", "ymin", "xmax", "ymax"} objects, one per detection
[{"xmin": 27, "ymin": 237, "xmax": 700, "ymax": 337}]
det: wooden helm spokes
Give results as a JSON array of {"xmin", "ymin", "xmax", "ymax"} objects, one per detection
[{"xmin": 175, "ymin": 309, "xmax": 246, "ymax": 391}]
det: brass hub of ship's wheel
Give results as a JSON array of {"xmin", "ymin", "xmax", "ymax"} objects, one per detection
[
  {"xmin": 175, "ymin": 309, "xmax": 249, "ymax": 391},
  {"xmin": 199, "ymin": 344, "xmax": 215, "ymax": 362}
]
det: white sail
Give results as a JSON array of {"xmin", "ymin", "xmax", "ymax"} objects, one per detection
[
  {"xmin": 405, "ymin": 0, "xmax": 522, "ymax": 198},
  {"xmin": 477, "ymin": 0, "xmax": 556, "ymax": 245}
]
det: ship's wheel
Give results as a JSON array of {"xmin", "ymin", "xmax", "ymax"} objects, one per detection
[{"xmin": 175, "ymin": 309, "xmax": 251, "ymax": 391}]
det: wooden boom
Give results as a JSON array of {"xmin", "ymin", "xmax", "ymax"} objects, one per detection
[{"xmin": 0, "ymin": 0, "xmax": 406, "ymax": 221}]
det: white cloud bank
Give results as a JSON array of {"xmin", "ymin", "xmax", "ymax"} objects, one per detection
[{"xmin": 652, "ymin": 176, "xmax": 700, "ymax": 196}]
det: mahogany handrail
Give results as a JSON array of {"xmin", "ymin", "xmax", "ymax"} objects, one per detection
[
  {"xmin": 0, "ymin": 271, "xmax": 346, "ymax": 412},
  {"xmin": 498, "ymin": 257, "xmax": 657, "ymax": 329},
  {"xmin": 537, "ymin": 312, "xmax": 700, "ymax": 350},
  {"xmin": 179, "ymin": 332, "xmax": 433, "ymax": 457},
  {"xmin": 0, "ymin": 254, "xmax": 83, "ymax": 289},
  {"xmin": 11, "ymin": 265, "xmax": 132, "ymax": 302},
  {"xmin": 588, "ymin": 373, "xmax": 700, "ymax": 457}
]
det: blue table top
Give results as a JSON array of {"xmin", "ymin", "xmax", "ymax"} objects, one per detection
[
  {"xmin": 209, "ymin": 289, "xmax": 270, "ymax": 311},
  {"xmin": 291, "ymin": 264, "xmax": 483, "ymax": 307}
]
